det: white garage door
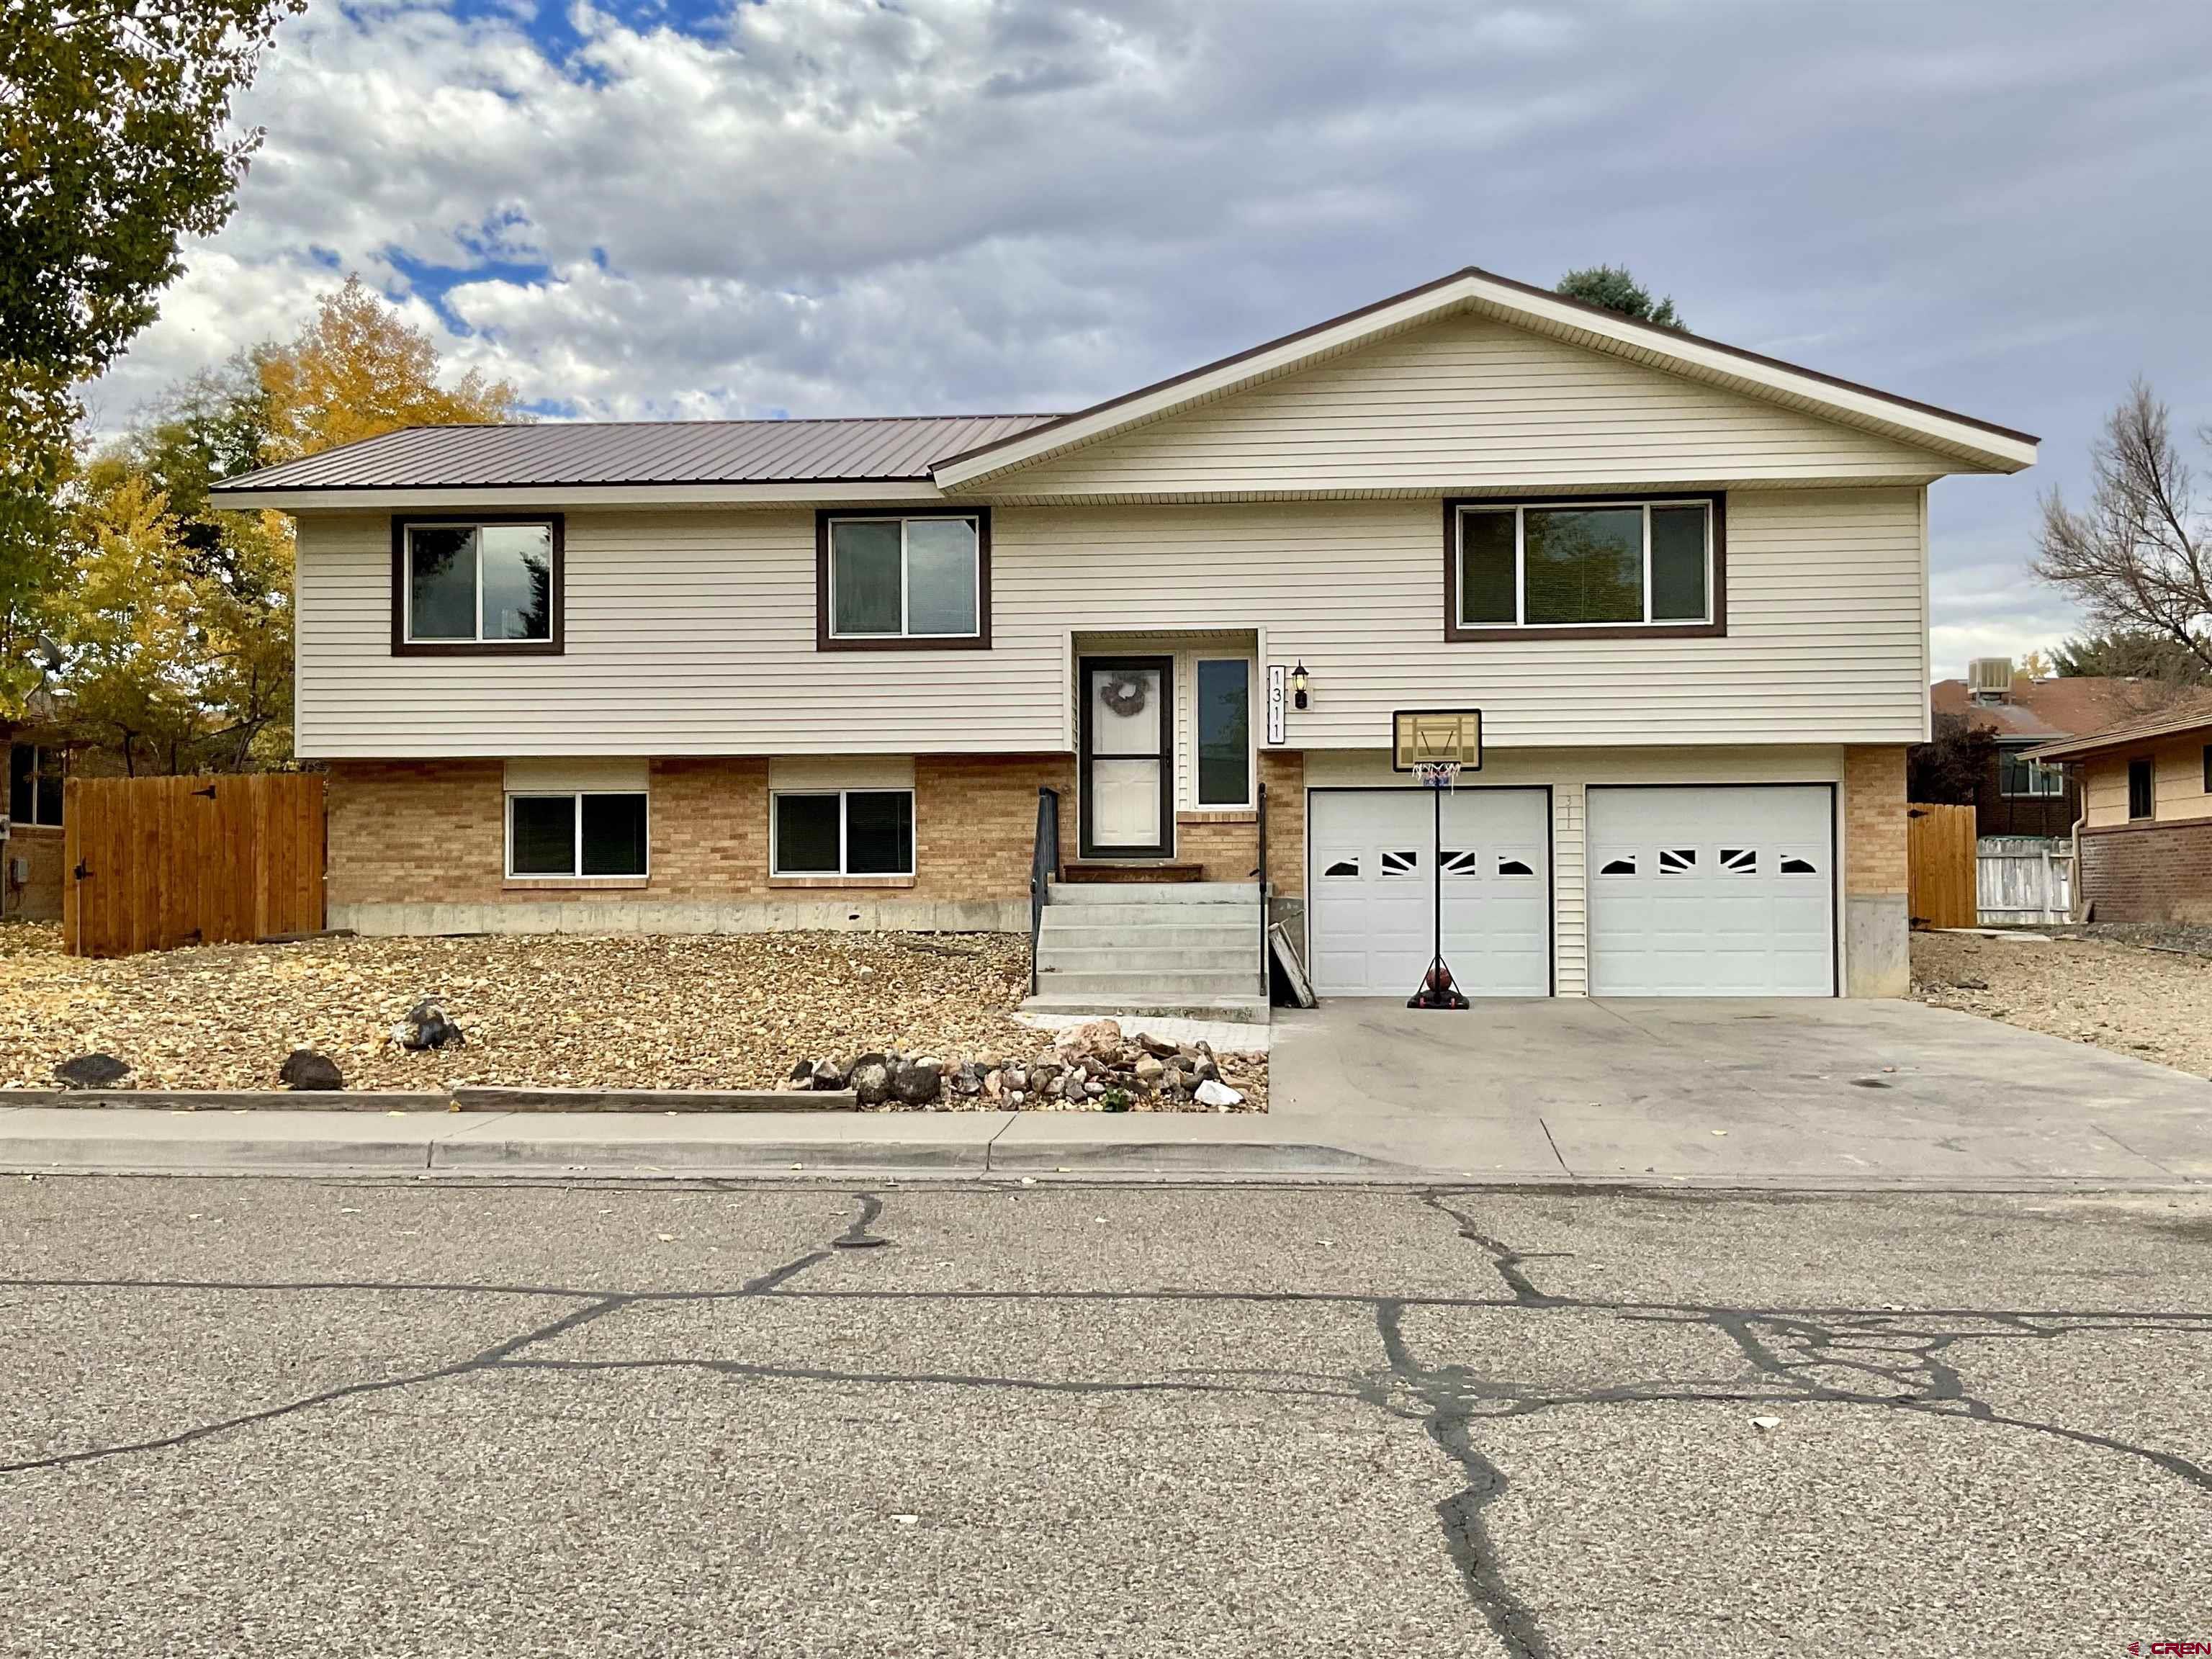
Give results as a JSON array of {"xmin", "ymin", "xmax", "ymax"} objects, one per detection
[
  {"xmin": 1308, "ymin": 788, "xmax": 1550, "ymax": 997},
  {"xmin": 1586, "ymin": 786, "xmax": 1835, "ymax": 997}
]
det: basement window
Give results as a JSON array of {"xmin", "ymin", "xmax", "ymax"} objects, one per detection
[
  {"xmin": 773, "ymin": 789, "xmax": 915, "ymax": 877},
  {"xmin": 508, "ymin": 791, "xmax": 647, "ymax": 878}
]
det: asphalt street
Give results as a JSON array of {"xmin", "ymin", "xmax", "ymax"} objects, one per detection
[{"xmin": 1, "ymin": 1176, "xmax": 2208, "ymax": 1657}]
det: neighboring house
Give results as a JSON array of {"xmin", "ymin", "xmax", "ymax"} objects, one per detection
[
  {"xmin": 207, "ymin": 265, "xmax": 2037, "ymax": 1002},
  {"xmin": 2026, "ymin": 709, "xmax": 2212, "ymax": 924},
  {"xmin": 3, "ymin": 710, "xmax": 71, "ymax": 923},
  {"xmin": 1928, "ymin": 665, "xmax": 2152, "ymax": 839}
]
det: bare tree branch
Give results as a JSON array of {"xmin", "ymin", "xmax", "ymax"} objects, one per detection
[{"xmin": 2033, "ymin": 379, "xmax": 2212, "ymax": 675}]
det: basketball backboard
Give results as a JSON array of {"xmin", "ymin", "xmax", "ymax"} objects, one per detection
[{"xmin": 1392, "ymin": 709, "xmax": 1483, "ymax": 772}]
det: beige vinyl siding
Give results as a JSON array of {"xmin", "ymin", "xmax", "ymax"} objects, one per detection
[
  {"xmin": 989, "ymin": 313, "xmax": 1959, "ymax": 503},
  {"xmin": 295, "ymin": 486, "xmax": 1928, "ymax": 757},
  {"xmin": 2082, "ymin": 745, "xmax": 2212, "ymax": 829},
  {"xmin": 1305, "ymin": 745, "xmax": 1843, "ymax": 995}
]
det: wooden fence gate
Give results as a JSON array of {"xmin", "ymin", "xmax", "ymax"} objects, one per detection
[
  {"xmin": 62, "ymin": 773, "xmax": 325, "ymax": 958},
  {"xmin": 1906, "ymin": 802, "xmax": 1977, "ymax": 930}
]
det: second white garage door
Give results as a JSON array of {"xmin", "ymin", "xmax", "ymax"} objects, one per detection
[
  {"xmin": 1308, "ymin": 788, "xmax": 1550, "ymax": 997},
  {"xmin": 1585, "ymin": 785, "xmax": 1835, "ymax": 997}
]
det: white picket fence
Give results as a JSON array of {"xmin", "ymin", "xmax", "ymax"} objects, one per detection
[{"xmin": 1977, "ymin": 836, "xmax": 2074, "ymax": 925}]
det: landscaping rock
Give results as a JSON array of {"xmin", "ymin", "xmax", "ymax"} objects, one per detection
[
  {"xmin": 953, "ymin": 1060, "xmax": 983, "ymax": 1096},
  {"xmin": 891, "ymin": 1057, "xmax": 943, "ymax": 1105},
  {"xmin": 1195, "ymin": 1078, "xmax": 1244, "ymax": 1108},
  {"xmin": 1192, "ymin": 1056, "xmax": 1220, "ymax": 1083},
  {"xmin": 54, "ymin": 1053, "xmax": 129, "ymax": 1089},
  {"xmin": 1138, "ymin": 1032, "xmax": 1179, "ymax": 1059},
  {"xmin": 392, "ymin": 999, "xmax": 464, "ymax": 1051},
  {"xmin": 1134, "ymin": 1055, "xmax": 1166, "ymax": 1087},
  {"xmin": 1070, "ymin": 1017, "xmax": 1123, "ymax": 1058},
  {"xmin": 850, "ymin": 1054, "xmax": 894, "ymax": 1107},
  {"xmin": 279, "ymin": 1049, "xmax": 344, "ymax": 1091},
  {"xmin": 810, "ymin": 1057, "xmax": 850, "ymax": 1090}
]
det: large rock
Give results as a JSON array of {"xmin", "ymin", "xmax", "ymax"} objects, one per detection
[
  {"xmin": 392, "ymin": 999, "xmax": 464, "ymax": 1051},
  {"xmin": 811, "ymin": 1057, "xmax": 850, "ymax": 1091},
  {"xmin": 54, "ymin": 1053, "xmax": 129, "ymax": 1090},
  {"xmin": 1137, "ymin": 1032, "xmax": 1179, "ymax": 1059},
  {"xmin": 279, "ymin": 1049, "xmax": 344, "ymax": 1092},
  {"xmin": 891, "ymin": 1057, "xmax": 943, "ymax": 1105},
  {"xmin": 1069, "ymin": 1018, "xmax": 1124, "ymax": 1058},
  {"xmin": 850, "ymin": 1053, "xmax": 894, "ymax": 1107},
  {"xmin": 1133, "ymin": 1055, "xmax": 1166, "ymax": 1087},
  {"xmin": 1195, "ymin": 1079, "xmax": 1244, "ymax": 1108}
]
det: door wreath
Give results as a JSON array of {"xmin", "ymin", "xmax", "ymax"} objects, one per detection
[{"xmin": 1100, "ymin": 673, "xmax": 1151, "ymax": 718}]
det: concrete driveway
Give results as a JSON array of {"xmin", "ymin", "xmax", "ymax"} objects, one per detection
[{"xmin": 1269, "ymin": 998, "xmax": 2212, "ymax": 1185}]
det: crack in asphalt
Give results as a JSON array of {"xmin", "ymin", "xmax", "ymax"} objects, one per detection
[{"xmin": 1, "ymin": 1184, "xmax": 2207, "ymax": 1658}]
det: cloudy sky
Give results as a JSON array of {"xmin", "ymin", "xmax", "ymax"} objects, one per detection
[{"xmin": 92, "ymin": 0, "xmax": 2212, "ymax": 680}]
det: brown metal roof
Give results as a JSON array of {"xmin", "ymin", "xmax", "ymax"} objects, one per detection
[{"xmin": 208, "ymin": 414, "xmax": 1061, "ymax": 495}]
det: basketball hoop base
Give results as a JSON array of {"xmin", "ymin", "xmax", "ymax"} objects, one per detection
[{"xmin": 1407, "ymin": 956, "xmax": 1470, "ymax": 1010}]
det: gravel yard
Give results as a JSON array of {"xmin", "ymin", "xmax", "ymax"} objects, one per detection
[
  {"xmin": 1910, "ymin": 927, "xmax": 2212, "ymax": 1079},
  {"xmin": 0, "ymin": 924, "xmax": 1266, "ymax": 1109}
]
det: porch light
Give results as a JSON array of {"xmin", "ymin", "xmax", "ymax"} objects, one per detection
[{"xmin": 1291, "ymin": 661, "xmax": 1310, "ymax": 710}]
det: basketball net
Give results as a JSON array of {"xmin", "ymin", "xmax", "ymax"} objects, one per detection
[{"xmin": 1413, "ymin": 760, "xmax": 1462, "ymax": 791}]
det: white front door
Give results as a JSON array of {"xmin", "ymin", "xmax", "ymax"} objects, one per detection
[
  {"xmin": 1081, "ymin": 658, "xmax": 1172, "ymax": 858},
  {"xmin": 1585, "ymin": 785, "xmax": 1835, "ymax": 996},
  {"xmin": 1307, "ymin": 788, "xmax": 1551, "ymax": 996}
]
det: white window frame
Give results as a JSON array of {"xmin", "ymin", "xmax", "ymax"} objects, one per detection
[
  {"xmin": 503, "ymin": 790, "xmax": 649, "ymax": 879},
  {"xmin": 770, "ymin": 788, "xmax": 918, "ymax": 877},
  {"xmin": 826, "ymin": 516, "xmax": 982, "ymax": 641},
  {"xmin": 1192, "ymin": 656, "xmax": 1256, "ymax": 810},
  {"xmin": 404, "ymin": 520, "xmax": 555, "ymax": 646},
  {"xmin": 1997, "ymin": 749, "xmax": 2066, "ymax": 799},
  {"xmin": 1456, "ymin": 500, "xmax": 1714, "ymax": 629},
  {"xmin": 8, "ymin": 743, "xmax": 65, "ymax": 827}
]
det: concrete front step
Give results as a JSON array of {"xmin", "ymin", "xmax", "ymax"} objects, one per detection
[
  {"xmin": 1034, "ymin": 969, "xmax": 1264, "ymax": 999},
  {"xmin": 1038, "ymin": 922, "xmax": 1256, "ymax": 950},
  {"xmin": 1039, "ymin": 903, "xmax": 1254, "ymax": 930},
  {"xmin": 1020, "ymin": 993, "xmax": 1272, "ymax": 1025},
  {"xmin": 1037, "ymin": 945, "xmax": 1257, "ymax": 974},
  {"xmin": 1046, "ymin": 881, "xmax": 1259, "ymax": 905}
]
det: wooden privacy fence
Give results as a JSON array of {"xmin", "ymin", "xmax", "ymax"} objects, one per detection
[
  {"xmin": 1906, "ymin": 802, "xmax": 1977, "ymax": 930},
  {"xmin": 1977, "ymin": 835, "xmax": 2074, "ymax": 925},
  {"xmin": 62, "ymin": 773, "xmax": 325, "ymax": 958}
]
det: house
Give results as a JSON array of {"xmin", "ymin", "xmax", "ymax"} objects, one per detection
[
  {"xmin": 2026, "ymin": 708, "xmax": 2212, "ymax": 924},
  {"xmin": 207, "ymin": 265, "xmax": 2037, "ymax": 1005},
  {"xmin": 1928, "ymin": 662, "xmax": 2154, "ymax": 840},
  {"xmin": 2, "ymin": 706, "xmax": 71, "ymax": 923}
]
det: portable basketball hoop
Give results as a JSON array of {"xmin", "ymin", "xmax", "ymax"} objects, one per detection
[{"xmin": 1393, "ymin": 711, "xmax": 1483, "ymax": 1011}]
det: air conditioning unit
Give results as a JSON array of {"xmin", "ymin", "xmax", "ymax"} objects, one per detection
[{"xmin": 1967, "ymin": 657, "xmax": 2014, "ymax": 701}]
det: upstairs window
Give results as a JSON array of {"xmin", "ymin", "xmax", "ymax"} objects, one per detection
[
  {"xmin": 397, "ymin": 517, "xmax": 562, "ymax": 653},
  {"xmin": 7, "ymin": 744, "xmax": 63, "ymax": 827},
  {"xmin": 2128, "ymin": 758, "xmax": 2154, "ymax": 821},
  {"xmin": 821, "ymin": 512, "xmax": 987, "ymax": 647},
  {"xmin": 1452, "ymin": 498, "xmax": 1718, "ymax": 635}
]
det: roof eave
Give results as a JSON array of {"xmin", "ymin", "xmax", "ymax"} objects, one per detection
[
  {"xmin": 204, "ymin": 478, "xmax": 949, "ymax": 511},
  {"xmin": 927, "ymin": 266, "xmax": 2038, "ymax": 489}
]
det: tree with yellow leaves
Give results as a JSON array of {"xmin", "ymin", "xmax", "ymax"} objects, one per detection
[
  {"xmin": 253, "ymin": 276, "xmax": 524, "ymax": 462},
  {"xmin": 48, "ymin": 276, "xmax": 528, "ymax": 771}
]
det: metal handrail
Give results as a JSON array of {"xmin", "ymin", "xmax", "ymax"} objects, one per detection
[
  {"xmin": 1255, "ymin": 779, "xmax": 1270, "ymax": 989},
  {"xmin": 1029, "ymin": 786, "xmax": 1061, "ymax": 997}
]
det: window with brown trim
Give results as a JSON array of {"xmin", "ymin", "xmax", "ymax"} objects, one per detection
[
  {"xmin": 2128, "ymin": 757, "xmax": 2154, "ymax": 820},
  {"xmin": 816, "ymin": 508, "xmax": 991, "ymax": 651},
  {"xmin": 391, "ymin": 516, "xmax": 564, "ymax": 656},
  {"xmin": 1443, "ymin": 494, "xmax": 1725, "ymax": 642}
]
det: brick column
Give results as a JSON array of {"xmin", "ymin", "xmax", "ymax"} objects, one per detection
[{"xmin": 1843, "ymin": 745, "xmax": 1909, "ymax": 996}]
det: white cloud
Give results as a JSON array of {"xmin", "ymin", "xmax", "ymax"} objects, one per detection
[{"xmin": 86, "ymin": 0, "xmax": 2212, "ymax": 660}]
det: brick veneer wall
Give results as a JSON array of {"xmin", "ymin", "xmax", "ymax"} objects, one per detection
[
  {"xmin": 1843, "ymin": 744, "xmax": 1907, "ymax": 894},
  {"xmin": 1261, "ymin": 750, "xmax": 1305, "ymax": 898},
  {"xmin": 327, "ymin": 755, "xmax": 1079, "ymax": 911},
  {"xmin": 1174, "ymin": 814, "xmax": 1259, "ymax": 881},
  {"xmin": 2079, "ymin": 819, "xmax": 2212, "ymax": 924},
  {"xmin": 1, "ymin": 822, "xmax": 63, "ymax": 921}
]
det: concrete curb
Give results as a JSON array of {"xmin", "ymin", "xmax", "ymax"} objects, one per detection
[{"xmin": 448, "ymin": 1087, "xmax": 855, "ymax": 1112}]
